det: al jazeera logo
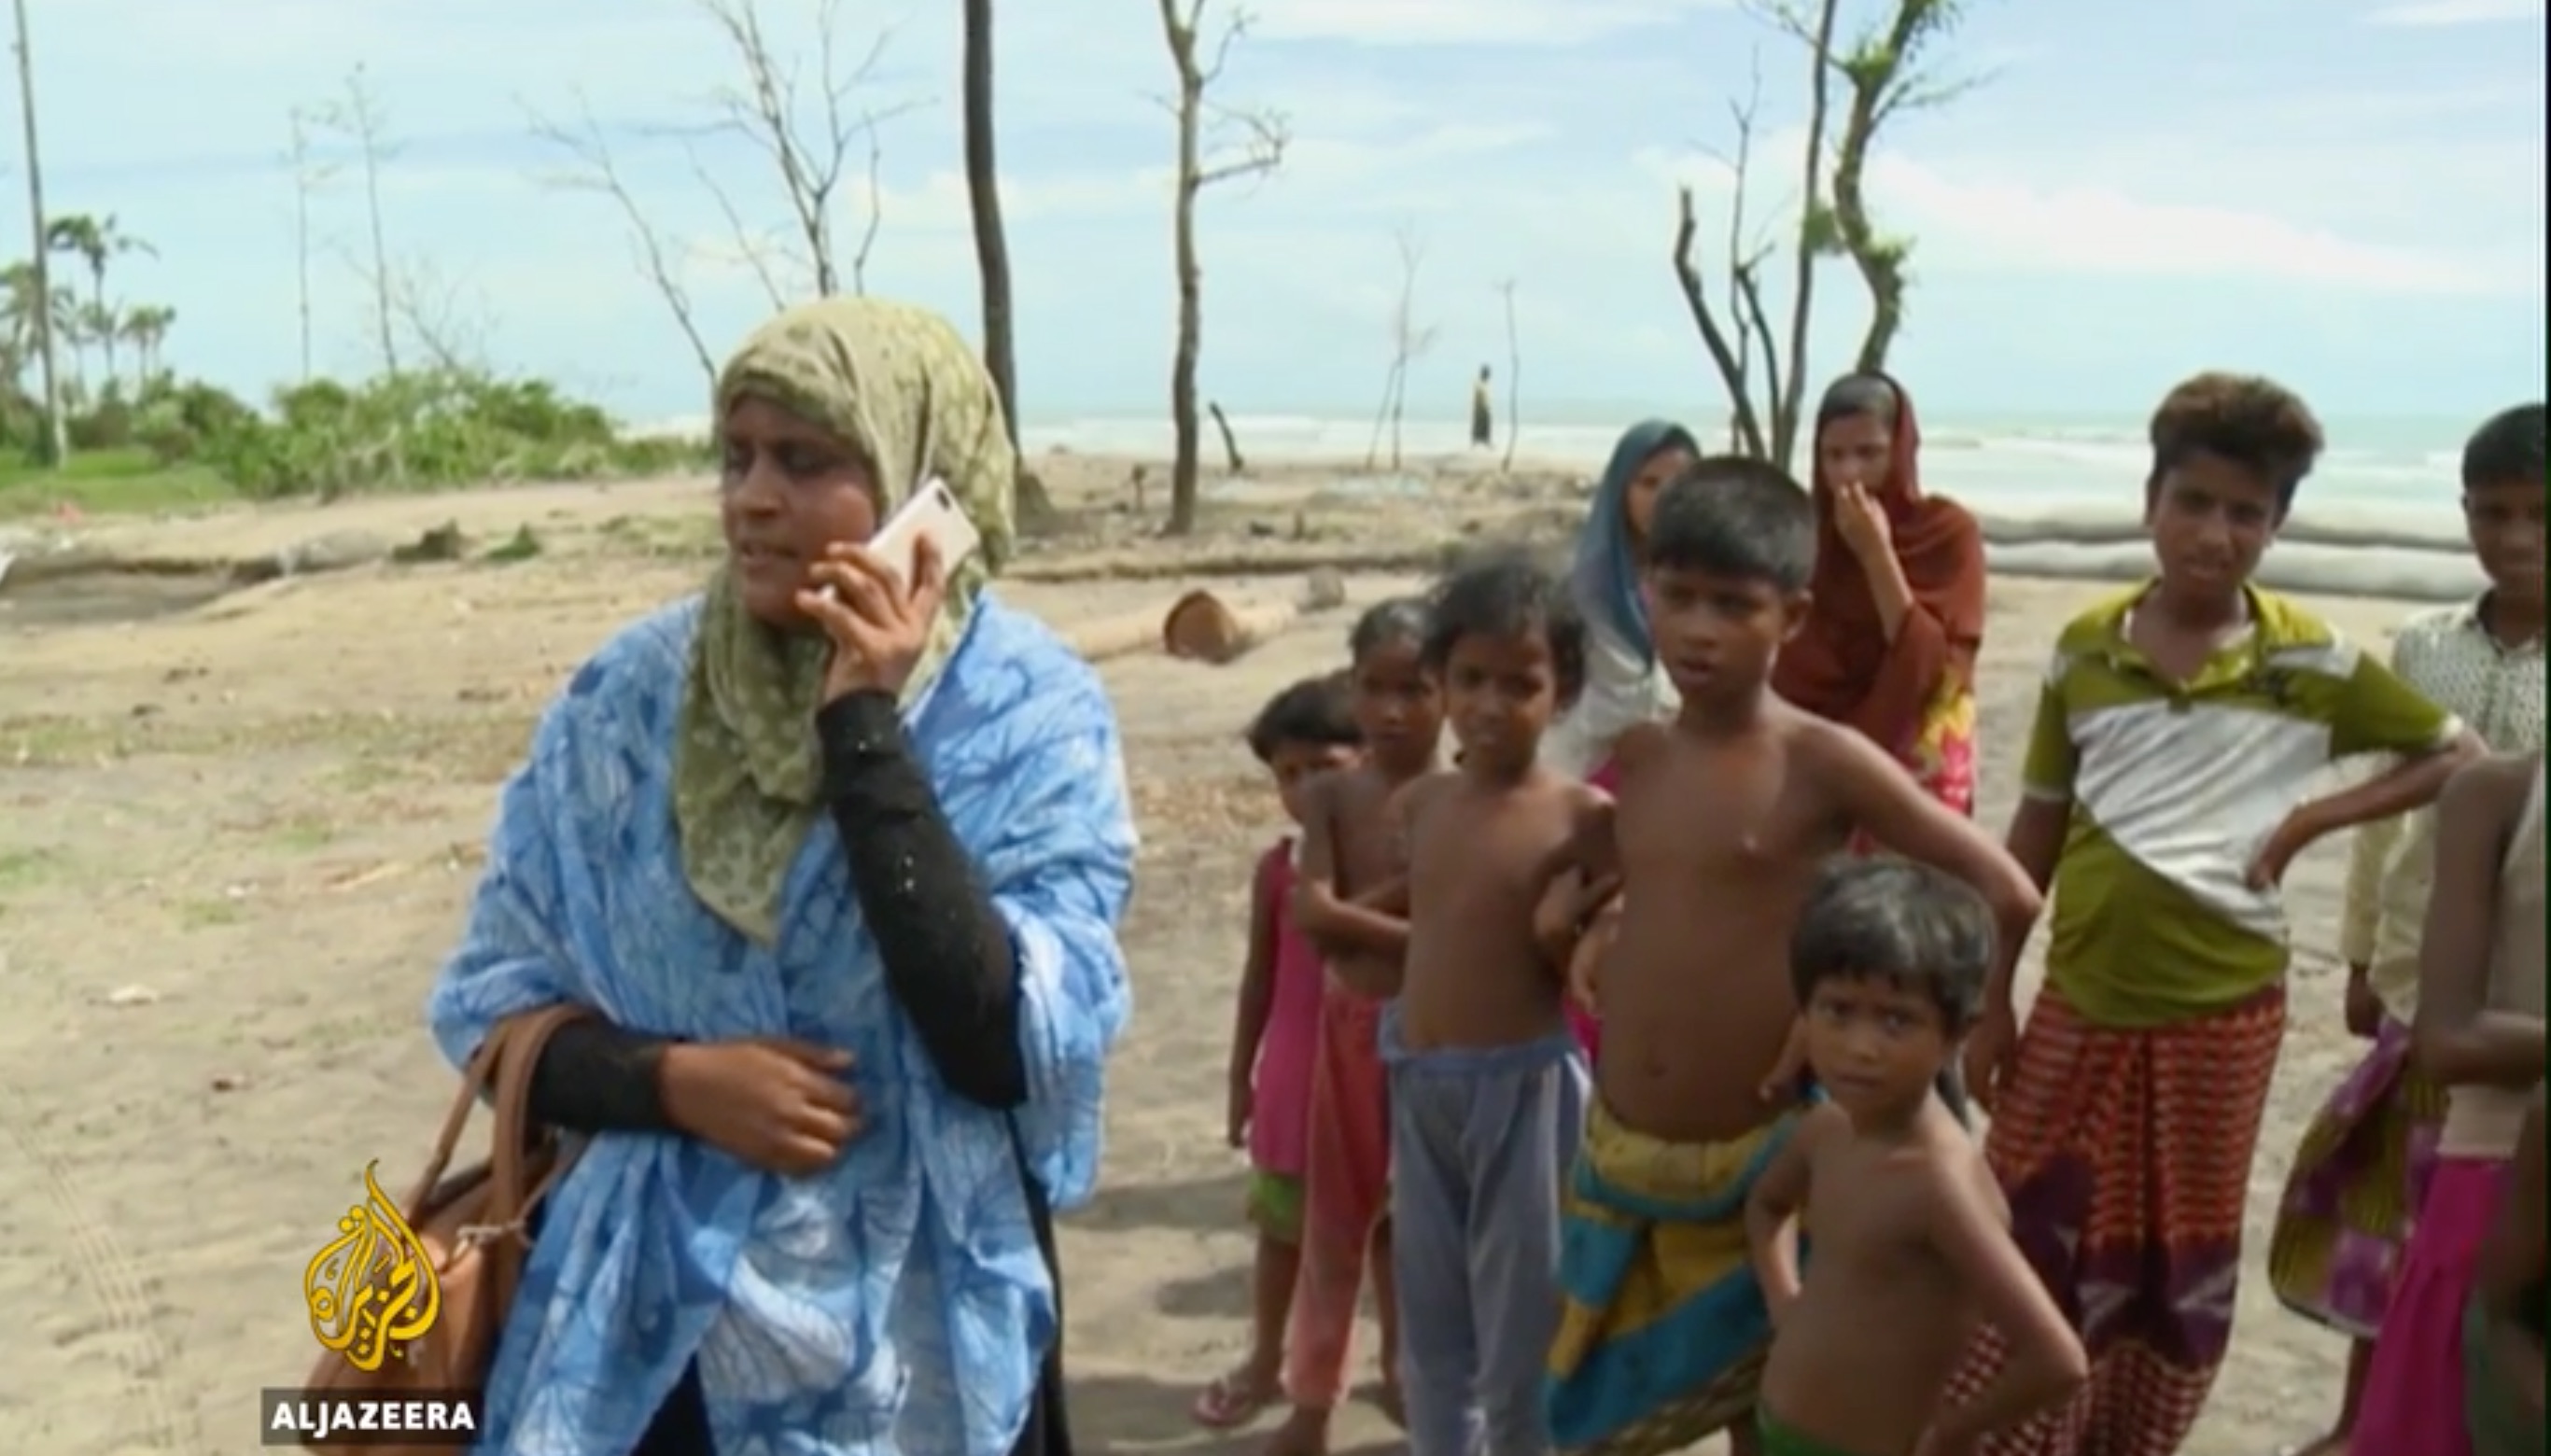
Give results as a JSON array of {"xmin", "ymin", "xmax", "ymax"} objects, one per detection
[{"xmin": 259, "ymin": 1162, "xmax": 482, "ymax": 1448}]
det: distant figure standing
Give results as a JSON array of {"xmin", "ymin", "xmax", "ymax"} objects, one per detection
[{"xmin": 1470, "ymin": 366, "xmax": 1493, "ymax": 450}]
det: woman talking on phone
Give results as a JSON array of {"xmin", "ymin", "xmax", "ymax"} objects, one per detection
[{"xmin": 427, "ymin": 298, "xmax": 1135, "ymax": 1456}]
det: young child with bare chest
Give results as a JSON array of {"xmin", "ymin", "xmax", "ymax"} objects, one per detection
[
  {"xmin": 1267, "ymin": 599, "xmax": 1443, "ymax": 1456},
  {"xmin": 1540, "ymin": 457, "xmax": 2043, "ymax": 1456},
  {"xmin": 1384, "ymin": 554, "xmax": 1605, "ymax": 1456},
  {"xmin": 1745, "ymin": 859, "xmax": 2085, "ymax": 1456}
]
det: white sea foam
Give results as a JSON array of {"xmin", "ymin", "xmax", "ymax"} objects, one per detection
[{"xmin": 632, "ymin": 406, "xmax": 2490, "ymax": 599}]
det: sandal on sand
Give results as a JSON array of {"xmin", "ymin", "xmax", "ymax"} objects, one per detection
[{"xmin": 1191, "ymin": 1371, "xmax": 1279, "ymax": 1430}]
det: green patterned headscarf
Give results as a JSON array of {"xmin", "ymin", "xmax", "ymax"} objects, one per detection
[{"xmin": 674, "ymin": 298, "xmax": 1019, "ymax": 944}]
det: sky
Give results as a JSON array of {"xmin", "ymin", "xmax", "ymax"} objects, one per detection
[{"xmin": 20, "ymin": 0, "xmax": 2549, "ymax": 430}]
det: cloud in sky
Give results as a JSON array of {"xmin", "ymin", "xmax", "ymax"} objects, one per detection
[
  {"xmin": 20, "ymin": 0, "xmax": 2546, "ymax": 425},
  {"xmin": 2364, "ymin": 0, "xmax": 2545, "ymax": 25}
]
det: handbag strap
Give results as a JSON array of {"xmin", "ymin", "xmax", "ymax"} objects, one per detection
[{"xmin": 478, "ymin": 1005, "xmax": 591, "ymax": 1310}]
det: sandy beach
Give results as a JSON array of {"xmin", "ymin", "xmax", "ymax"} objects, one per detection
[{"xmin": 0, "ymin": 451, "xmax": 2417, "ymax": 1454}]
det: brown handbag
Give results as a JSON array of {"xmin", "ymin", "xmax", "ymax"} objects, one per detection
[{"xmin": 296, "ymin": 1005, "xmax": 591, "ymax": 1450}]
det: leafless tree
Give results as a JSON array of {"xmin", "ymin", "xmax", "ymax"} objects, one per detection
[
  {"xmin": 282, "ymin": 106, "xmax": 338, "ymax": 384},
  {"xmin": 526, "ymin": 96, "xmax": 721, "ymax": 385},
  {"xmin": 525, "ymin": 1, "xmax": 919, "ymax": 385},
  {"xmin": 961, "ymin": 0, "xmax": 1018, "ymax": 446},
  {"xmin": 309, "ymin": 63, "xmax": 404, "ymax": 375},
  {"xmin": 1495, "ymin": 277, "xmax": 1521, "ymax": 470},
  {"xmin": 681, "ymin": 0, "xmax": 922, "ymax": 299},
  {"xmin": 1671, "ymin": 0, "xmax": 1983, "ymax": 469},
  {"xmin": 1365, "ymin": 229, "xmax": 1437, "ymax": 471},
  {"xmin": 1156, "ymin": 0, "xmax": 1288, "ymax": 535},
  {"xmin": 1684, "ymin": 49, "xmax": 1783, "ymax": 455},
  {"xmin": 386, "ymin": 258, "xmax": 494, "ymax": 374}
]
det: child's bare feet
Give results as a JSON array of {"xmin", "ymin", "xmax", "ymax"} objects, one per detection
[
  {"xmin": 1191, "ymin": 1360, "xmax": 1282, "ymax": 1430},
  {"xmin": 1258, "ymin": 1404, "xmax": 1331, "ymax": 1456}
]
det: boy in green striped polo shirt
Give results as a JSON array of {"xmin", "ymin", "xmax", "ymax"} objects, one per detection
[{"xmin": 1939, "ymin": 371, "xmax": 2481, "ymax": 1456}]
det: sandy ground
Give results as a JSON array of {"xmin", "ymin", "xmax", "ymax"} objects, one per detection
[{"xmin": 0, "ymin": 455, "xmax": 2413, "ymax": 1455}]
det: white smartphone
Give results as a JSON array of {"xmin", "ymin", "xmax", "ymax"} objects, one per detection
[{"xmin": 823, "ymin": 477, "xmax": 981, "ymax": 598}]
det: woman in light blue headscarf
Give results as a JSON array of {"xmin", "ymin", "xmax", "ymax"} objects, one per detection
[{"xmin": 1541, "ymin": 419, "xmax": 1703, "ymax": 781}]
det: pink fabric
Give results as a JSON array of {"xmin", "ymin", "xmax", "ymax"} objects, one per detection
[
  {"xmin": 1283, "ymin": 982, "xmax": 1393, "ymax": 1406},
  {"xmin": 2353, "ymin": 1156, "xmax": 2512, "ymax": 1455},
  {"xmin": 1248, "ymin": 840, "xmax": 1325, "ymax": 1177}
]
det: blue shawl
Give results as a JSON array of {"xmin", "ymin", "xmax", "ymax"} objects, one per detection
[
  {"xmin": 426, "ymin": 592, "xmax": 1135, "ymax": 1456},
  {"xmin": 1567, "ymin": 418, "xmax": 1699, "ymax": 669}
]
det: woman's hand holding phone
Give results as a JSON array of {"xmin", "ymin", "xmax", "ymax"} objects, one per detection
[{"xmin": 799, "ymin": 537, "xmax": 947, "ymax": 702}]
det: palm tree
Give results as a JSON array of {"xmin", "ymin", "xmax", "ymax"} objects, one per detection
[
  {"xmin": 121, "ymin": 302, "xmax": 175, "ymax": 384},
  {"xmin": 44, "ymin": 212, "xmax": 153, "ymax": 379},
  {"xmin": 0, "ymin": 257, "xmax": 76, "ymax": 393}
]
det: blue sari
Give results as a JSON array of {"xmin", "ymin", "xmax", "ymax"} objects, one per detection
[{"xmin": 427, "ymin": 592, "xmax": 1136, "ymax": 1456}]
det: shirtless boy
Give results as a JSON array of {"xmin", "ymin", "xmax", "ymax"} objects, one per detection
[
  {"xmin": 1387, "ymin": 553, "xmax": 1605, "ymax": 1456},
  {"xmin": 1539, "ymin": 456, "xmax": 2043, "ymax": 1456},
  {"xmin": 1270, "ymin": 597, "xmax": 1442, "ymax": 1454},
  {"xmin": 1746, "ymin": 859, "xmax": 2085, "ymax": 1456}
]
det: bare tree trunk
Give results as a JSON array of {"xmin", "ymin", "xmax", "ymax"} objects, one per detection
[
  {"xmin": 1155, "ymin": 0, "xmax": 1284, "ymax": 537},
  {"xmin": 961, "ymin": 0, "xmax": 1018, "ymax": 446},
  {"xmin": 1208, "ymin": 400, "xmax": 1246, "ymax": 473},
  {"xmin": 1673, "ymin": 188, "xmax": 1767, "ymax": 459},
  {"xmin": 1826, "ymin": 0, "xmax": 1971, "ymax": 373},
  {"xmin": 1167, "ymin": 67, "xmax": 1205, "ymax": 534},
  {"xmin": 315, "ymin": 64, "xmax": 406, "ymax": 377},
  {"xmin": 1770, "ymin": 0, "xmax": 1842, "ymax": 470},
  {"xmin": 287, "ymin": 109, "xmax": 326, "ymax": 384},
  {"xmin": 9, "ymin": 0, "xmax": 65, "ymax": 466}
]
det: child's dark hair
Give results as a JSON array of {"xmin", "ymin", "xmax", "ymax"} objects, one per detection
[
  {"xmin": 2462, "ymin": 403, "xmax": 2545, "ymax": 491},
  {"xmin": 1349, "ymin": 595, "xmax": 1430, "ymax": 662},
  {"xmin": 1418, "ymin": 551, "xmax": 1589, "ymax": 707},
  {"xmin": 1790, "ymin": 857, "xmax": 1994, "ymax": 1035},
  {"xmin": 1644, "ymin": 455, "xmax": 1816, "ymax": 593},
  {"xmin": 2146, "ymin": 371, "xmax": 2324, "ymax": 514},
  {"xmin": 1245, "ymin": 671, "xmax": 1361, "ymax": 763}
]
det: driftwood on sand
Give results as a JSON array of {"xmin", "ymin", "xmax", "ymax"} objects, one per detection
[{"xmin": 1160, "ymin": 568, "xmax": 1348, "ymax": 665}]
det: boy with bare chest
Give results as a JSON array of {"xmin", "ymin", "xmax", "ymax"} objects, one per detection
[
  {"xmin": 1268, "ymin": 599, "xmax": 1441, "ymax": 1455},
  {"xmin": 1385, "ymin": 555, "xmax": 1604, "ymax": 1455},
  {"xmin": 1745, "ymin": 860, "xmax": 2085, "ymax": 1456},
  {"xmin": 1541, "ymin": 458, "xmax": 2043, "ymax": 1456}
]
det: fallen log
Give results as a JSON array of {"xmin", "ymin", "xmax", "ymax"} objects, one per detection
[{"xmin": 1160, "ymin": 568, "xmax": 1349, "ymax": 665}]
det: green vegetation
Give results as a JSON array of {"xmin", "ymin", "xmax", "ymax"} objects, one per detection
[{"xmin": 0, "ymin": 212, "xmax": 707, "ymax": 520}]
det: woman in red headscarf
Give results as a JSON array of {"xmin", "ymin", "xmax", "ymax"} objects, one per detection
[{"xmin": 1773, "ymin": 371, "xmax": 1987, "ymax": 819}]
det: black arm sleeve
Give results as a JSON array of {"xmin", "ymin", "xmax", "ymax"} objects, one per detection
[
  {"xmin": 523, "ymin": 1019, "xmax": 676, "ymax": 1134},
  {"xmin": 818, "ymin": 689, "xmax": 1029, "ymax": 1109}
]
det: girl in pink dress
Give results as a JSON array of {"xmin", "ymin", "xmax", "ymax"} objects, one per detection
[{"xmin": 1196, "ymin": 675, "xmax": 1363, "ymax": 1429}]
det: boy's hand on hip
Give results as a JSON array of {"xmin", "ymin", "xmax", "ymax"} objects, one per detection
[
  {"xmin": 2246, "ymin": 803, "xmax": 2327, "ymax": 889},
  {"xmin": 2343, "ymin": 961, "xmax": 2382, "ymax": 1039},
  {"xmin": 1757, "ymin": 1022, "xmax": 1810, "ymax": 1104},
  {"xmin": 660, "ymin": 1036, "xmax": 862, "ymax": 1177},
  {"xmin": 1962, "ymin": 1003, "xmax": 2019, "ymax": 1115}
]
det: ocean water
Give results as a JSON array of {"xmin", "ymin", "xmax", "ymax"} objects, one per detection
[
  {"xmin": 626, "ymin": 405, "xmax": 2493, "ymax": 600},
  {"xmin": 1018, "ymin": 410, "xmax": 2476, "ymax": 541}
]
